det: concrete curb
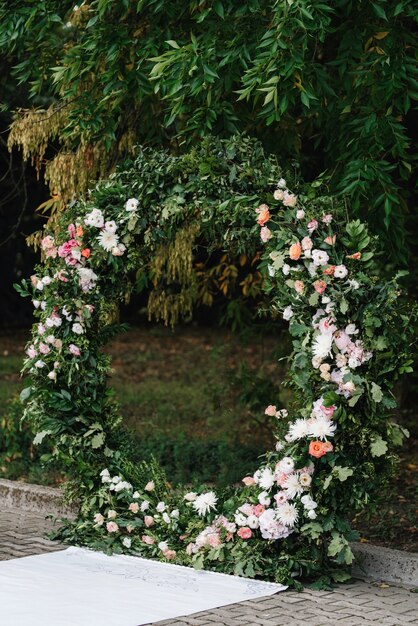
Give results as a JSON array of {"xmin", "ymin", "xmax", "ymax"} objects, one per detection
[
  {"xmin": 351, "ymin": 542, "xmax": 418, "ymax": 587},
  {"xmin": 0, "ymin": 478, "xmax": 77, "ymax": 518},
  {"xmin": 1, "ymin": 479, "xmax": 417, "ymax": 586}
]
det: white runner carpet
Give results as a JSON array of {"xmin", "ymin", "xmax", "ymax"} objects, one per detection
[{"xmin": 0, "ymin": 546, "xmax": 286, "ymax": 626}]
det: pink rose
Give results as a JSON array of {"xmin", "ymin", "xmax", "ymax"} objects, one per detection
[
  {"xmin": 260, "ymin": 226, "xmax": 272, "ymax": 243},
  {"xmin": 321, "ymin": 405, "xmax": 336, "ymax": 418},
  {"xmin": 142, "ymin": 535, "xmax": 155, "ymax": 545},
  {"xmin": 38, "ymin": 342, "xmax": 50, "ymax": 355},
  {"xmin": 94, "ymin": 513, "xmax": 104, "ymax": 526},
  {"xmin": 237, "ymin": 527, "xmax": 252, "ymax": 540},
  {"xmin": 68, "ymin": 224, "xmax": 76, "ymax": 238},
  {"xmin": 129, "ymin": 502, "xmax": 139, "ymax": 514},
  {"xmin": 307, "ymin": 219, "xmax": 318, "ymax": 233},
  {"xmin": 334, "ymin": 331, "xmax": 350, "ymax": 351},
  {"xmin": 242, "ymin": 476, "xmax": 256, "ymax": 487},
  {"xmin": 313, "ymin": 280, "xmax": 327, "ymax": 295},
  {"xmin": 253, "ymin": 504, "xmax": 265, "ymax": 517},
  {"xmin": 301, "ymin": 236, "xmax": 313, "ymax": 250},
  {"xmin": 265, "ymin": 405, "xmax": 277, "ymax": 416},
  {"xmin": 26, "ymin": 346, "xmax": 38, "ymax": 358},
  {"xmin": 144, "ymin": 481, "xmax": 155, "ymax": 491},
  {"xmin": 106, "ymin": 521, "xmax": 119, "ymax": 533},
  {"xmin": 163, "ymin": 549, "xmax": 176, "ymax": 560},
  {"xmin": 144, "ymin": 516, "xmax": 154, "ymax": 528},
  {"xmin": 274, "ymin": 492, "xmax": 288, "ymax": 505},
  {"xmin": 58, "ymin": 239, "xmax": 78, "ymax": 258},
  {"xmin": 208, "ymin": 533, "xmax": 221, "ymax": 548},
  {"xmin": 294, "ymin": 280, "xmax": 304, "ymax": 294},
  {"xmin": 68, "ymin": 344, "xmax": 81, "ymax": 356},
  {"xmin": 322, "ymin": 214, "xmax": 333, "ymax": 224},
  {"xmin": 56, "ymin": 270, "xmax": 69, "ymax": 282}
]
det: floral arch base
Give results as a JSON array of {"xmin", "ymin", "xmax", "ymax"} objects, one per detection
[{"xmin": 19, "ymin": 137, "xmax": 413, "ymax": 586}]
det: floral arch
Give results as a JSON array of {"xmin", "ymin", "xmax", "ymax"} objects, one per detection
[{"xmin": 18, "ymin": 136, "xmax": 413, "ymax": 586}]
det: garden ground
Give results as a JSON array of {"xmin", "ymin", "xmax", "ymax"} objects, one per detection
[{"xmin": 0, "ymin": 326, "xmax": 416, "ymax": 552}]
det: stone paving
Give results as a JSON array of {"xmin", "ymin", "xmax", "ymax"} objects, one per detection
[{"xmin": 1, "ymin": 506, "xmax": 417, "ymax": 626}]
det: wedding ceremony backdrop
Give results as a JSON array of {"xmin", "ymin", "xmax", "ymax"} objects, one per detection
[{"xmin": 0, "ymin": 0, "xmax": 417, "ymax": 588}]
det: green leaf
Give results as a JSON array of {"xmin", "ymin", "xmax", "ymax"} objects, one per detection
[
  {"xmin": 213, "ymin": 1, "xmax": 224, "ymax": 19},
  {"xmin": 371, "ymin": 382, "xmax": 383, "ymax": 403},
  {"xmin": 334, "ymin": 466, "xmax": 354, "ymax": 482},
  {"xmin": 91, "ymin": 432, "xmax": 105, "ymax": 449},
  {"xmin": 370, "ymin": 435, "xmax": 388, "ymax": 457},
  {"xmin": 309, "ymin": 291, "xmax": 319, "ymax": 306},
  {"xmin": 33, "ymin": 430, "xmax": 51, "ymax": 445},
  {"xmin": 327, "ymin": 533, "xmax": 346, "ymax": 557},
  {"xmin": 340, "ymin": 297, "xmax": 349, "ymax": 314},
  {"xmin": 20, "ymin": 387, "xmax": 32, "ymax": 402}
]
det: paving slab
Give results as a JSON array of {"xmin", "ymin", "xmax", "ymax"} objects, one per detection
[{"xmin": 1, "ymin": 505, "xmax": 417, "ymax": 626}]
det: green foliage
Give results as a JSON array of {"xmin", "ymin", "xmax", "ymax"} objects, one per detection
[{"xmin": 1, "ymin": 0, "xmax": 416, "ymax": 258}]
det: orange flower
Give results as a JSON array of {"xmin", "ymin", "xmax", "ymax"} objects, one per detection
[
  {"xmin": 289, "ymin": 241, "xmax": 302, "ymax": 260},
  {"xmin": 309, "ymin": 440, "xmax": 330, "ymax": 458},
  {"xmin": 346, "ymin": 252, "xmax": 361, "ymax": 260},
  {"xmin": 76, "ymin": 225, "xmax": 84, "ymax": 237},
  {"xmin": 322, "ymin": 265, "xmax": 335, "ymax": 276},
  {"xmin": 313, "ymin": 280, "xmax": 327, "ymax": 294},
  {"xmin": 257, "ymin": 205, "xmax": 270, "ymax": 226},
  {"xmin": 81, "ymin": 248, "xmax": 91, "ymax": 258}
]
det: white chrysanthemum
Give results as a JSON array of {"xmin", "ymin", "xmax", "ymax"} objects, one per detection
[
  {"xmin": 334, "ymin": 264, "xmax": 348, "ymax": 278},
  {"xmin": 193, "ymin": 491, "xmax": 218, "ymax": 516},
  {"xmin": 283, "ymin": 306, "xmax": 293, "ymax": 321},
  {"xmin": 98, "ymin": 230, "xmax": 119, "ymax": 252},
  {"xmin": 308, "ymin": 415, "xmax": 337, "ymax": 440},
  {"xmin": 286, "ymin": 418, "xmax": 309, "ymax": 442},
  {"xmin": 125, "ymin": 198, "xmax": 139, "ymax": 212},
  {"xmin": 258, "ymin": 467, "xmax": 275, "ymax": 490},
  {"xmin": 283, "ymin": 473, "xmax": 303, "ymax": 499},
  {"xmin": 312, "ymin": 249, "xmax": 329, "ymax": 266},
  {"xmin": 84, "ymin": 208, "xmax": 104, "ymax": 228},
  {"xmin": 276, "ymin": 503, "xmax": 298, "ymax": 527},
  {"xmin": 312, "ymin": 333, "xmax": 333, "ymax": 359}
]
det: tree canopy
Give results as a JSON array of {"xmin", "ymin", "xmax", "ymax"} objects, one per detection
[{"xmin": 1, "ymin": 0, "xmax": 417, "ymax": 261}]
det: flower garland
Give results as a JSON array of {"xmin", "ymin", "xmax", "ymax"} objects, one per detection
[{"xmin": 18, "ymin": 153, "xmax": 414, "ymax": 585}]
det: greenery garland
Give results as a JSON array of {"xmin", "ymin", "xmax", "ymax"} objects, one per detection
[{"xmin": 17, "ymin": 136, "xmax": 415, "ymax": 586}]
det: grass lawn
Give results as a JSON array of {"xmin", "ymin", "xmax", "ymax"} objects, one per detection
[{"xmin": 0, "ymin": 325, "xmax": 416, "ymax": 551}]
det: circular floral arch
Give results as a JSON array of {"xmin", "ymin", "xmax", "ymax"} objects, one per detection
[{"xmin": 19, "ymin": 136, "xmax": 413, "ymax": 585}]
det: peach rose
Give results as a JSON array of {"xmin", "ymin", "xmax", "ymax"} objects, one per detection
[
  {"xmin": 242, "ymin": 476, "xmax": 256, "ymax": 487},
  {"xmin": 81, "ymin": 248, "xmax": 90, "ymax": 258},
  {"xmin": 301, "ymin": 236, "xmax": 313, "ymax": 251},
  {"xmin": 313, "ymin": 280, "xmax": 327, "ymax": 295},
  {"xmin": 163, "ymin": 549, "xmax": 176, "ymax": 560},
  {"xmin": 128, "ymin": 502, "xmax": 139, "ymax": 514},
  {"xmin": 346, "ymin": 252, "xmax": 361, "ymax": 260},
  {"xmin": 256, "ymin": 204, "xmax": 270, "ymax": 226},
  {"xmin": 106, "ymin": 521, "xmax": 119, "ymax": 533},
  {"xmin": 322, "ymin": 441, "xmax": 334, "ymax": 453},
  {"xmin": 237, "ymin": 527, "xmax": 252, "ymax": 540},
  {"xmin": 76, "ymin": 225, "xmax": 84, "ymax": 237},
  {"xmin": 144, "ymin": 516, "xmax": 155, "ymax": 528},
  {"xmin": 265, "ymin": 405, "xmax": 277, "ymax": 416},
  {"xmin": 309, "ymin": 441, "xmax": 328, "ymax": 458},
  {"xmin": 253, "ymin": 504, "xmax": 265, "ymax": 517},
  {"xmin": 324, "ymin": 235, "xmax": 336, "ymax": 245},
  {"xmin": 322, "ymin": 265, "xmax": 335, "ymax": 276},
  {"xmin": 289, "ymin": 241, "xmax": 301, "ymax": 260}
]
